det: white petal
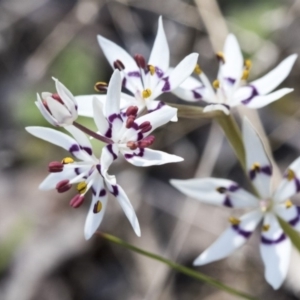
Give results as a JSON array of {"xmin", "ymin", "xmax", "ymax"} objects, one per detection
[
  {"xmin": 220, "ymin": 34, "xmax": 243, "ymax": 83},
  {"xmin": 170, "ymin": 177, "xmax": 259, "ymax": 208},
  {"xmin": 243, "ymin": 118, "xmax": 272, "ymax": 199},
  {"xmin": 47, "ymin": 97, "xmax": 73, "ymax": 125},
  {"xmin": 92, "ymin": 97, "xmax": 110, "ymax": 136},
  {"xmin": 274, "ymin": 203, "xmax": 300, "ymax": 232},
  {"xmin": 241, "ymin": 88, "xmax": 293, "ymax": 109},
  {"xmin": 105, "ymin": 70, "xmax": 122, "ymax": 120},
  {"xmin": 148, "ymin": 16, "xmax": 169, "ymax": 72},
  {"xmin": 273, "ymin": 157, "xmax": 300, "ymax": 202},
  {"xmin": 194, "ymin": 210, "xmax": 262, "ymax": 265},
  {"xmin": 84, "ymin": 178, "xmax": 108, "ymax": 240},
  {"xmin": 260, "ymin": 213, "xmax": 291, "ymax": 289},
  {"xmin": 250, "ymin": 54, "xmax": 297, "ymax": 95},
  {"xmin": 101, "ymin": 144, "xmax": 118, "ymax": 174},
  {"xmin": 113, "ymin": 184, "xmax": 141, "ymax": 236},
  {"xmin": 35, "ymin": 94, "xmax": 57, "ymax": 126},
  {"xmin": 203, "ymin": 104, "xmax": 230, "ymax": 115},
  {"xmin": 76, "ymin": 94, "xmax": 104, "ymax": 117},
  {"xmin": 124, "ymin": 148, "xmax": 183, "ymax": 167}
]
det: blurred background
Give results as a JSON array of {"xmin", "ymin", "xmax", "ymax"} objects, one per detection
[{"xmin": 0, "ymin": 0, "xmax": 300, "ymax": 299}]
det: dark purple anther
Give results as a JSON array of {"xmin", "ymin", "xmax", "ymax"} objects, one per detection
[
  {"xmin": 134, "ymin": 54, "xmax": 146, "ymax": 69},
  {"xmin": 48, "ymin": 161, "xmax": 63, "ymax": 173},
  {"xmin": 126, "ymin": 106, "xmax": 138, "ymax": 117},
  {"xmin": 113, "ymin": 59, "xmax": 125, "ymax": 70},
  {"xmin": 94, "ymin": 82, "xmax": 108, "ymax": 92},
  {"xmin": 126, "ymin": 116, "xmax": 136, "ymax": 128},
  {"xmin": 51, "ymin": 93, "xmax": 63, "ymax": 104},
  {"xmin": 139, "ymin": 121, "xmax": 152, "ymax": 133},
  {"xmin": 56, "ymin": 180, "xmax": 72, "ymax": 193},
  {"xmin": 138, "ymin": 136, "xmax": 155, "ymax": 148},
  {"xmin": 69, "ymin": 194, "xmax": 84, "ymax": 208}
]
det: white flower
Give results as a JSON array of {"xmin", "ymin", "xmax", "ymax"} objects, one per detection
[
  {"xmin": 93, "ymin": 70, "xmax": 184, "ymax": 176},
  {"xmin": 76, "ymin": 16, "xmax": 198, "ymax": 120},
  {"xmin": 36, "ymin": 78, "xmax": 78, "ymax": 126},
  {"xmin": 170, "ymin": 118, "xmax": 300, "ymax": 289},
  {"xmin": 172, "ymin": 34, "xmax": 297, "ymax": 115},
  {"xmin": 25, "ymin": 124, "xmax": 141, "ymax": 240}
]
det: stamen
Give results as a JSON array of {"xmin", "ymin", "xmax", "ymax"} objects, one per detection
[
  {"xmin": 139, "ymin": 121, "xmax": 152, "ymax": 133},
  {"xmin": 142, "ymin": 89, "xmax": 152, "ymax": 99},
  {"xmin": 286, "ymin": 169, "xmax": 295, "ymax": 181},
  {"xmin": 241, "ymin": 70, "xmax": 249, "ymax": 80},
  {"xmin": 126, "ymin": 106, "xmax": 138, "ymax": 117},
  {"xmin": 138, "ymin": 136, "xmax": 155, "ymax": 148},
  {"xmin": 212, "ymin": 80, "xmax": 220, "ymax": 89},
  {"xmin": 262, "ymin": 224, "xmax": 270, "ymax": 232},
  {"xmin": 94, "ymin": 81, "xmax": 108, "ymax": 92},
  {"xmin": 126, "ymin": 115, "xmax": 136, "ymax": 129},
  {"xmin": 48, "ymin": 161, "xmax": 63, "ymax": 173},
  {"xmin": 244, "ymin": 59, "xmax": 252, "ymax": 70},
  {"xmin": 134, "ymin": 54, "xmax": 146, "ymax": 69},
  {"xmin": 229, "ymin": 217, "xmax": 240, "ymax": 225},
  {"xmin": 285, "ymin": 199, "xmax": 293, "ymax": 208},
  {"xmin": 216, "ymin": 186, "xmax": 227, "ymax": 194},
  {"xmin": 148, "ymin": 65, "xmax": 155, "ymax": 76},
  {"xmin": 126, "ymin": 141, "xmax": 138, "ymax": 150},
  {"xmin": 56, "ymin": 180, "xmax": 72, "ymax": 193},
  {"xmin": 194, "ymin": 64, "xmax": 202, "ymax": 75},
  {"xmin": 113, "ymin": 59, "xmax": 125, "ymax": 70},
  {"xmin": 62, "ymin": 157, "xmax": 74, "ymax": 164},
  {"xmin": 251, "ymin": 162, "xmax": 260, "ymax": 172},
  {"xmin": 77, "ymin": 182, "xmax": 87, "ymax": 194},
  {"xmin": 216, "ymin": 52, "xmax": 225, "ymax": 64},
  {"xmin": 51, "ymin": 93, "xmax": 63, "ymax": 104},
  {"xmin": 69, "ymin": 194, "xmax": 84, "ymax": 208},
  {"xmin": 93, "ymin": 201, "xmax": 102, "ymax": 213}
]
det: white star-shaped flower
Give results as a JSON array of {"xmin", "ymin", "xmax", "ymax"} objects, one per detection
[
  {"xmin": 171, "ymin": 118, "xmax": 300, "ymax": 289},
  {"xmin": 172, "ymin": 34, "xmax": 297, "ymax": 115},
  {"xmin": 36, "ymin": 78, "xmax": 78, "ymax": 126},
  {"xmin": 76, "ymin": 16, "xmax": 199, "ymax": 120}
]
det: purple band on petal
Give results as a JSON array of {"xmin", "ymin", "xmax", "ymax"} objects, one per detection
[
  {"xmin": 107, "ymin": 144, "xmax": 118, "ymax": 160},
  {"xmin": 81, "ymin": 146, "xmax": 92, "ymax": 156},
  {"xmin": 289, "ymin": 206, "xmax": 300, "ymax": 226},
  {"xmin": 111, "ymin": 185, "xmax": 119, "ymax": 196},
  {"xmin": 69, "ymin": 144, "xmax": 80, "ymax": 153},
  {"xmin": 147, "ymin": 101, "xmax": 165, "ymax": 113},
  {"xmin": 249, "ymin": 169, "xmax": 256, "ymax": 180},
  {"xmin": 105, "ymin": 123, "xmax": 112, "ymax": 138},
  {"xmin": 295, "ymin": 178, "xmax": 300, "ymax": 192},
  {"xmin": 128, "ymin": 71, "xmax": 141, "ymax": 78},
  {"xmin": 124, "ymin": 148, "xmax": 144, "ymax": 159},
  {"xmin": 155, "ymin": 67, "xmax": 164, "ymax": 78},
  {"xmin": 192, "ymin": 90, "xmax": 202, "ymax": 99},
  {"xmin": 261, "ymin": 233, "xmax": 286, "ymax": 245},
  {"xmin": 96, "ymin": 164, "xmax": 101, "ymax": 174},
  {"xmin": 108, "ymin": 113, "xmax": 123, "ymax": 123},
  {"xmin": 122, "ymin": 77, "xmax": 127, "ymax": 87},
  {"xmin": 92, "ymin": 187, "xmax": 96, "ymax": 196},
  {"xmin": 225, "ymin": 77, "xmax": 236, "ymax": 85},
  {"xmin": 162, "ymin": 77, "xmax": 171, "ymax": 92},
  {"xmin": 241, "ymin": 85, "xmax": 259, "ymax": 105},
  {"xmin": 75, "ymin": 168, "xmax": 80, "ymax": 175},
  {"xmin": 228, "ymin": 184, "xmax": 239, "ymax": 192},
  {"xmin": 249, "ymin": 165, "xmax": 272, "ymax": 180},
  {"xmin": 99, "ymin": 189, "xmax": 106, "ymax": 197},
  {"xmin": 223, "ymin": 196, "xmax": 233, "ymax": 207},
  {"xmin": 261, "ymin": 165, "xmax": 272, "ymax": 176},
  {"xmin": 232, "ymin": 225, "xmax": 252, "ymax": 239}
]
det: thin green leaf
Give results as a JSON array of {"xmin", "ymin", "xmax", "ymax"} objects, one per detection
[{"xmin": 278, "ymin": 217, "xmax": 300, "ymax": 253}]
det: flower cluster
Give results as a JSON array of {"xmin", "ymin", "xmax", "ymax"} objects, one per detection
[{"xmin": 27, "ymin": 15, "xmax": 299, "ymax": 290}]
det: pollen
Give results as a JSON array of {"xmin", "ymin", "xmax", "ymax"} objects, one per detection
[
  {"xmin": 244, "ymin": 59, "xmax": 252, "ymax": 70},
  {"xmin": 241, "ymin": 70, "xmax": 249, "ymax": 80},
  {"xmin": 77, "ymin": 181, "xmax": 87, "ymax": 194},
  {"xmin": 262, "ymin": 224, "xmax": 270, "ymax": 232},
  {"xmin": 93, "ymin": 201, "xmax": 102, "ymax": 214},
  {"xmin": 251, "ymin": 162, "xmax": 260, "ymax": 172},
  {"xmin": 212, "ymin": 80, "xmax": 220, "ymax": 89},
  {"xmin": 287, "ymin": 169, "xmax": 295, "ymax": 181},
  {"xmin": 142, "ymin": 89, "xmax": 152, "ymax": 99},
  {"xmin": 62, "ymin": 157, "xmax": 74, "ymax": 164},
  {"xmin": 229, "ymin": 217, "xmax": 240, "ymax": 225},
  {"xmin": 216, "ymin": 186, "xmax": 227, "ymax": 194},
  {"xmin": 194, "ymin": 64, "xmax": 202, "ymax": 75},
  {"xmin": 285, "ymin": 199, "xmax": 293, "ymax": 208},
  {"xmin": 148, "ymin": 65, "xmax": 155, "ymax": 75},
  {"xmin": 216, "ymin": 52, "xmax": 225, "ymax": 64}
]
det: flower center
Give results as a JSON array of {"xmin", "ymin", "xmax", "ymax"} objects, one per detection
[{"xmin": 259, "ymin": 198, "xmax": 272, "ymax": 213}]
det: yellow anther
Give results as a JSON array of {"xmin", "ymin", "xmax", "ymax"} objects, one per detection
[
  {"xmin": 148, "ymin": 65, "xmax": 155, "ymax": 76},
  {"xmin": 212, "ymin": 80, "xmax": 220, "ymax": 89},
  {"xmin": 142, "ymin": 89, "xmax": 152, "ymax": 99},
  {"xmin": 77, "ymin": 182, "xmax": 87, "ymax": 194},
  {"xmin": 285, "ymin": 199, "xmax": 293, "ymax": 209},
  {"xmin": 244, "ymin": 59, "xmax": 252, "ymax": 70},
  {"xmin": 229, "ymin": 217, "xmax": 240, "ymax": 226},
  {"xmin": 93, "ymin": 201, "xmax": 102, "ymax": 214},
  {"xmin": 194, "ymin": 64, "xmax": 202, "ymax": 75},
  {"xmin": 216, "ymin": 52, "xmax": 225, "ymax": 64},
  {"xmin": 251, "ymin": 162, "xmax": 260, "ymax": 172},
  {"xmin": 62, "ymin": 157, "xmax": 74, "ymax": 164},
  {"xmin": 287, "ymin": 169, "xmax": 295, "ymax": 181},
  {"xmin": 262, "ymin": 224, "xmax": 270, "ymax": 232},
  {"xmin": 94, "ymin": 81, "xmax": 108, "ymax": 92},
  {"xmin": 216, "ymin": 187, "xmax": 227, "ymax": 194},
  {"xmin": 241, "ymin": 69, "xmax": 250, "ymax": 80}
]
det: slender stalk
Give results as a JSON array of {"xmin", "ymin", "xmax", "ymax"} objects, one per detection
[
  {"xmin": 73, "ymin": 121, "xmax": 113, "ymax": 144},
  {"xmin": 97, "ymin": 232, "xmax": 258, "ymax": 300}
]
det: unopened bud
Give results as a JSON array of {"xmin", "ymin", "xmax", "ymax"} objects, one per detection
[
  {"xmin": 113, "ymin": 59, "xmax": 125, "ymax": 70},
  {"xmin": 56, "ymin": 180, "xmax": 72, "ymax": 193},
  {"xmin": 134, "ymin": 54, "xmax": 146, "ymax": 69},
  {"xmin": 48, "ymin": 161, "xmax": 63, "ymax": 173},
  {"xmin": 69, "ymin": 194, "xmax": 84, "ymax": 208}
]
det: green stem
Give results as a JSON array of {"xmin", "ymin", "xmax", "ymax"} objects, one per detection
[{"xmin": 97, "ymin": 232, "xmax": 258, "ymax": 300}]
